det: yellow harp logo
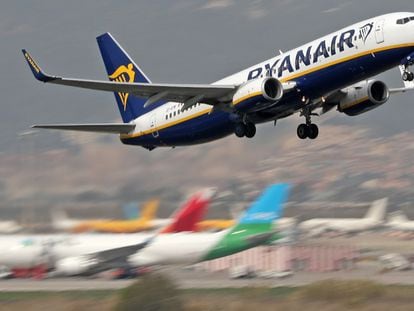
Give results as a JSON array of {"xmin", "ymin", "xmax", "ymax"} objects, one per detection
[{"xmin": 109, "ymin": 63, "xmax": 136, "ymax": 111}]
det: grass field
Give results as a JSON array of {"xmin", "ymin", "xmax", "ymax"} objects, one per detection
[{"xmin": 2, "ymin": 280, "xmax": 414, "ymax": 310}]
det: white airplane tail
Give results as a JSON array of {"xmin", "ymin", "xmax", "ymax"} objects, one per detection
[
  {"xmin": 51, "ymin": 209, "xmax": 70, "ymax": 226},
  {"xmin": 364, "ymin": 198, "xmax": 388, "ymax": 221},
  {"xmin": 388, "ymin": 211, "xmax": 409, "ymax": 223}
]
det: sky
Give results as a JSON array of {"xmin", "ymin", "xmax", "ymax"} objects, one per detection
[{"xmin": 1, "ymin": 0, "xmax": 414, "ymax": 152}]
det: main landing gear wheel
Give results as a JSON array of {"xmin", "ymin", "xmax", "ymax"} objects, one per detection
[
  {"xmin": 308, "ymin": 123, "xmax": 319, "ymax": 140},
  {"xmin": 297, "ymin": 124, "xmax": 308, "ymax": 139},
  {"xmin": 297, "ymin": 123, "xmax": 319, "ymax": 140},
  {"xmin": 297, "ymin": 107, "xmax": 320, "ymax": 140},
  {"xmin": 234, "ymin": 123, "xmax": 256, "ymax": 138},
  {"xmin": 235, "ymin": 123, "xmax": 246, "ymax": 138},
  {"xmin": 245, "ymin": 123, "xmax": 256, "ymax": 138}
]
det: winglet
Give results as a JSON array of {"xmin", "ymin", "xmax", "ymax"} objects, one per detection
[{"xmin": 22, "ymin": 49, "xmax": 56, "ymax": 82}]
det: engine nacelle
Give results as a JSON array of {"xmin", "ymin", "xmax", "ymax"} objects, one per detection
[
  {"xmin": 55, "ymin": 255, "xmax": 99, "ymax": 276},
  {"xmin": 338, "ymin": 80, "xmax": 390, "ymax": 116},
  {"xmin": 232, "ymin": 77, "xmax": 284, "ymax": 112}
]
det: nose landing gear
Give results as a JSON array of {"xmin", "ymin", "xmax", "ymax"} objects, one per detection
[
  {"xmin": 402, "ymin": 61, "xmax": 414, "ymax": 82},
  {"xmin": 402, "ymin": 70, "xmax": 414, "ymax": 82}
]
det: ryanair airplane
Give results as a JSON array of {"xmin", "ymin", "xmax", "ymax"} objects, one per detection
[{"xmin": 23, "ymin": 12, "xmax": 414, "ymax": 150}]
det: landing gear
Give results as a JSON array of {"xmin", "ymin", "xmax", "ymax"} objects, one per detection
[
  {"xmin": 235, "ymin": 123, "xmax": 246, "ymax": 138},
  {"xmin": 297, "ymin": 123, "xmax": 319, "ymax": 140},
  {"xmin": 402, "ymin": 71, "xmax": 414, "ymax": 82},
  {"xmin": 308, "ymin": 124, "xmax": 319, "ymax": 140},
  {"xmin": 234, "ymin": 122, "xmax": 256, "ymax": 138},
  {"xmin": 402, "ymin": 63, "xmax": 414, "ymax": 82},
  {"xmin": 297, "ymin": 108, "xmax": 319, "ymax": 140},
  {"xmin": 245, "ymin": 123, "xmax": 256, "ymax": 138},
  {"xmin": 297, "ymin": 124, "xmax": 308, "ymax": 139}
]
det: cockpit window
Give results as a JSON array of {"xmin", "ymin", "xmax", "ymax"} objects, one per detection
[{"xmin": 397, "ymin": 16, "xmax": 414, "ymax": 24}]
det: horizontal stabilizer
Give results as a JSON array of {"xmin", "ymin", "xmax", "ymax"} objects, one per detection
[{"xmin": 32, "ymin": 123, "xmax": 135, "ymax": 134}]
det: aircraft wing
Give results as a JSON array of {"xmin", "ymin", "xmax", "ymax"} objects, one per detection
[
  {"xmin": 23, "ymin": 50, "xmax": 236, "ymax": 107},
  {"xmin": 32, "ymin": 123, "xmax": 135, "ymax": 134},
  {"xmin": 389, "ymin": 87, "xmax": 414, "ymax": 94},
  {"xmin": 92, "ymin": 240, "xmax": 151, "ymax": 263},
  {"xmin": 75, "ymin": 239, "xmax": 153, "ymax": 275},
  {"xmin": 315, "ymin": 83, "xmax": 414, "ymax": 115}
]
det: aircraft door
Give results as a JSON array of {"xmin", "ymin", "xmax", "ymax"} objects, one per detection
[
  {"xmin": 150, "ymin": 114, "xmax": 159, "ymax": 138},
  {"xmin": 375, "ymin": 20, "xmax": 385, "ymax": 44}
]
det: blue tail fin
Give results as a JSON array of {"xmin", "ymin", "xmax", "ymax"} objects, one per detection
[
  {"xmin": 239, "ymin": 183, "xmax": 290, "ymax": 225},
  {"xmin": 97, "ymin": 33, "xmax": 152, "ymax": 123},
  {"xmin": 122, "ymin": 202, "xmax": 140, "ymax": 220}
]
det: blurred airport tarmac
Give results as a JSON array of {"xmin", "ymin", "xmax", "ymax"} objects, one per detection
[{"xmin": 2, "ymin": 266, "xmax": 414, "ymax": 292}]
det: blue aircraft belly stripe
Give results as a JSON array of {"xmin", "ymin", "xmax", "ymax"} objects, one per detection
[{"xmin": 121, "ymin": 44, "xmax": 414, "ymax": 147}]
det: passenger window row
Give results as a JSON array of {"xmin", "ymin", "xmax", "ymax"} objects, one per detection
[{"xmin": 165, "ymin": 103, "xmax": 202, "ymax": 120}]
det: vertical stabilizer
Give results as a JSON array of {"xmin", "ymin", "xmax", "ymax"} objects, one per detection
[
  {"xmin": 388, "ymin": 211, "xmax": 409, "ymax": 223},
  {"xmin": 161, "ymin": 188, "xmax": 215, "ymax": 233},
  {"xmin": 364, "ymin": 198, "xmax": 388, "ymax": 221},
  {"xmin": 202, "ymin": 183, "xmax": 290, "ymax": 261},
  {"xmin": 97, "ymin": 33, "xmax": 157, "ymax": 123},
  {"xmin": 140, "ymin": 199, "xmax": 159, "ymax": 222},
  {"xmin": 122, "ymin": 202, "xmax": 140, "ymax": 220}
]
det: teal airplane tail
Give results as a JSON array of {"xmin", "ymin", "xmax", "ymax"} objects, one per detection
[{"xmin": 202, "ymin": 183, "xmax": 290, "ymax": 261}]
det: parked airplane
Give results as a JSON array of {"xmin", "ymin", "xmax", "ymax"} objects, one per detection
[
  {"xmin": 0, "ymin": 220, "xmax": 21, "ymax": 234},
  {"xmin": 127, "ymin": 183, "xmax": 290, "ymax": 267},
  {"xmin": 71, "ymin": 199, "xmax": 165, "ymax": 233},
  {"xmin": 56, "ymin": 184, "xmax": 290, "ymax": 275},
  {"xmin": 298, "ymin": 198, "xmax": 388, "ymax": 236},
  {"xmin": 51, "ymin": 201, "xmax": 142, "ymax": 231},
  {"xmin": 52, "ymin": 200, "xmax": 160, "ymax": 232},
  {"xmin": 54, "ymin": 190, "xmax": 213, "ymax": 233},
  {"xmin": 386, "ymin": 211, "xmax": 414, "ymax": 232},
  {"xmin": 0, "ymin": 190, "xmax": 209, "ymax": 277},
  {"xmin": 23, "ymin": 13, "xmax": 414, "ymax": 149}
]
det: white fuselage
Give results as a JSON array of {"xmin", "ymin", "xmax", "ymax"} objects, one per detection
[
  {"xmin": 0, "ymin": 232, "xmax": 225, "ymax": 269},
  {"xmin": 299, "ymin": 218, "xmax": 381, "ymax": 234},
  {"xmin": 127, "ymin": 13, "xmax": 414, "ymax": 139},
  {"xmin": 387, "ymin": 220, "xmax": 414, "ymax": 232},
  {"xmin": 128, "ymin": 232, "xmax": 225, "ymax": 266},
  {"xmin": 0, "ymin": 221, "xmax": 21, "ymax": 234}
]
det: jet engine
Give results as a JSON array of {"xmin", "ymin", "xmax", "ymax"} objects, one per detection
[
  {"xmin": 55, "ymin": 255, "xmax": 99, "ymax": 276},
  {"xmin": 232, "ymin": 77, "xmax": 284, "ymax": 112},
  {"xmin": 338, "ymin": 80, "xmax": 390, "ymax": 116}
]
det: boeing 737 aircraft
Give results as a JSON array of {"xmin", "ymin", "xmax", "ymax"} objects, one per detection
[
  {"xmin": 299, "ymin": 198, "xmax": 388, "ymax": 237},
  {"xmin": 23, "ymin": 13, "xmax": 414, "ymax": 149}
]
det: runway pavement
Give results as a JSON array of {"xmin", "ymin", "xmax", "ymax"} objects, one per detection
[{"xmin": 2, "ymin": 267, "xmax": 414, "ymax": 292}]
